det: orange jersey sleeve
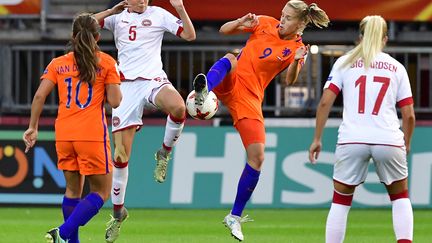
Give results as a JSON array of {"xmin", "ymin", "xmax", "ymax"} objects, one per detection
[{"xmin": 41, "ymin": 51, "xmax": 120, "ymax": 141}]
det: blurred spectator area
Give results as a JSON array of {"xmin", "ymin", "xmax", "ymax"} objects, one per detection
[
  {"xmin": 0, "ymin": 0, "xmax": 431, "ymax": 44},
  {"xmin": 0, "ymin": 0, "xmax": 431, "ymax": 119}
]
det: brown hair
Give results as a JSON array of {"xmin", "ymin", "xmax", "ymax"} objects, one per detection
[
  {"xmin": 287, "ymin": 0, "xmax": 330, "ymax": 34},
  {"xmin": 71, "ymin": 13, "xmax": 100, "ymax": 85},
  {"xmin": 341, "ymin": 15, "xmax": 388, "ymax": 69}
]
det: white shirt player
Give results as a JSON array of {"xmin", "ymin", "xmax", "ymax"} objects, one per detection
[
  {"xmin": 324, "ymin": 52, "xmax": 413, "ymax": 146},
  {"xmin": 102, "ymin": 6, "xmax": 183, "ymax": 80}
]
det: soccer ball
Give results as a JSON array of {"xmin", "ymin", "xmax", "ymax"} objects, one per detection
[{"xmin": 186, "ymin": 90, "xmax": 218, "ymax": 120}]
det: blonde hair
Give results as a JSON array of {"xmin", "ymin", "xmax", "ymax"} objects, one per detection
[
  {"xmin": 287, "ymin": 0, "xmax": 330, "ymax": 34},
  {"xmin": 342, "ymin": 15, "xmax": 388, "ymax": 69}
]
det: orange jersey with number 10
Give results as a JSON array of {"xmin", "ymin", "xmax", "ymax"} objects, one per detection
[{"xmin": 41, "ymin": 52, "xmax": 120, "ymax": 141}]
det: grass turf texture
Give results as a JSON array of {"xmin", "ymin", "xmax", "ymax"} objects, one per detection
[{"xmin": 0, "ymin": 208, "xmax": 430, "ymax": 242}]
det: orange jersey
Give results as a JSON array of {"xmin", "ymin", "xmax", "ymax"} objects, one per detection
[
  {"xmin": 214, "ymin": 16, "xmax": 304, "ymax": 124},
  {"xmin": 41, "ymin": 51, "xmax": 120, "ymax": 141}
]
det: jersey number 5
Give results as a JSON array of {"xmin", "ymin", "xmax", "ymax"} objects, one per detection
[
  {"xmin": 355, "ymin": 75, "xmax": 390, "ymax": 115},
  {"xmin": 64, "ymin": 77, "xmax": 93, "ymax": 109},
  {"xmin": 129, "ymin": 26, "xmax": 137, "ymax": 41}
]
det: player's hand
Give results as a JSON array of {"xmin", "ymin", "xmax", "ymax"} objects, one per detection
[
  {"xmin": 308, "ymin": 139, "xmax": 322, "ymax": 164},
  {"xmin": 109, "ymin": 0, "xmax": 129, "ymax": 15},
  {"xmin": 170, "ymin": 0, "xmax": 184, "ymax": 10},
  {"xmin": 23, "ymin": 128, "xmax": 38, "ymax": 153},
  {"xmin": 237, "ymin": 13, "xmax": 259, "ymax": 28},
  {"xmin": 295, "ymin": 44, "xmax": 310, "ymax": 61}
]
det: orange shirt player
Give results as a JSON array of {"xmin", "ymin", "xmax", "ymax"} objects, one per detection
[
  {"xmin": 23, "ymin": 13, "xmax": 122, "ymax": 243},
  {"xmin": 191, "ymin": 0, "xmax": 329, "ymax": 241}
]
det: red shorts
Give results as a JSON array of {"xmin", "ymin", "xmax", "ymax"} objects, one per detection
[
  {"xmin": 235, "ymin": 118, "xmax": 265, "ymax": 148},
  {"xmin": 56, "ymin": 141, "xmax": 112, "ymax": 175}
]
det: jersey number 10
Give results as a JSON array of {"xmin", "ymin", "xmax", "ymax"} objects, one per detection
[
  {"xmin": 64, "ymin": 77, "xmax": 93, "ymax": 109},
  {"xmin": 355, "ymin": 75, "xmax": 390, "ymax": 115}
]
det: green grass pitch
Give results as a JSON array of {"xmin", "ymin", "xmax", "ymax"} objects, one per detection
[{"xmin": 0, "ymin": 208, "xmax": 430, "ymax": 242}]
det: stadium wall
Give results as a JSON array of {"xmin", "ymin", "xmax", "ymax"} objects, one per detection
[{"xmin": 1, "ymin": 124, "xmax": 431, "ymax": 208}]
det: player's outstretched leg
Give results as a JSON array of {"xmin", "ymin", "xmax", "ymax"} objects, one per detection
[
  {"xmin": 105, "ymin": 207, "xmax": 129, "ymax": 243},
  {"xmin": 193, "ymin": 73, "xmax": 209, "ymax": 107},
  {"xmin": 154, "ymin": 147, "xmax": 172, "ymax": 183},
  {"xmin": 45, "ymin": 228, "xmax": 67, "ymax": 243}
]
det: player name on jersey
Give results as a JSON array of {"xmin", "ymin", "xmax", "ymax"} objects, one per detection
[
  {"xmin": 55, "ymin": 64, "xmax": 102, "ymax": 76},
  {"xmin": 350, "ymin": 59, "xmax": 398, "ymax": 72}
]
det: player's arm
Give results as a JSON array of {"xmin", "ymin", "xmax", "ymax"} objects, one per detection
[
  {"xmin": 170, "ymin": 0, "xmax": 196, "ymax": 41},
  {"xmin": 93, "ymin": 0, "xmax": 128, "ymax": 22},
  {"xmin": 106, "ymin": 84, "xmax": 122, "ymax": 108},
  {"xmin": 284, "ymin": 45, "xmax": 309, "ymax": 85},
  {"xmin": 23, "ymin": 79, "xmax": 55, "ymax": 153},
  {"xmin": 219, "ymin": 13, "xmax": 258, "ymax": 35},
  {"xmin": 309, "ymin": 88, "xmax": 337, "ymax": 163},
  {"xmin": 400, "ymin": 104, "xmax": 415, "ymax": 154}
]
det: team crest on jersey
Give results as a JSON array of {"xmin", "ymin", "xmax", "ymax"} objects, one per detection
[
  {"xmin": 141, "ymin": 19, "xmax": 152, "ymax": 26},
  {"xmin": 112, "ymin": 116, "xmax": 120, "ymax": 127},
  {"xmin": 282, "ymin": 48, "xmax": 291, "ymax": 57}
]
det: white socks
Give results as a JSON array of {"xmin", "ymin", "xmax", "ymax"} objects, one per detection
[
  {"xmin": 111, "ymin": 163, "xmax": 129, "ymax": 206},
  {"xmin": 326, "ymin": 202, "xmax": 351, "ymax": 243},
  {"xmin": 392, "ymin": 198, "xmax": 413, "ymax": 242},
  {"xmin": 326, "ymin": 191, "xmax": 413, "ymax": 243},
  {"xmin": 163, "ymin": 114, "xmax": 185, "ymax": 149}
]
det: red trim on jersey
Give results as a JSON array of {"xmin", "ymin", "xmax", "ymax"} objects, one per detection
[
  {"xmin": 397, "ymin": 97, "xmax": 414, "ymax": 107},
  {"xmin": 332, "ymin": 190, "xmax": 353, "ymax": 206},
  {"xmin": 169, "ymin": 113, "xmax": 186, "ymax": 123},
  {"xmin": 176, "ymin": 26, "xmax": 184, "ymax": 37},
  {"xmin": 327, "ymin": 83, "xmax": 340, "ymax": 95},
  {"xmin": 337, "ymin": 142, "xmax": 404, "ymax": 148},
  {"xmin": 333, "ymin": 179, "xmax": 359, "ymax": 187},
  {"xmin": 114, "ymin": 161, "xmax": 128, "ymax": 168},
  {"xmin": 112, "ymin": 124, "xmax": 143, "ymax": 133},
  {"xmin": 119, "ymin": 71, "xmax": 126, "ymax": 81},
  {"xmin": 99, "ymin": 19, "xmax": 105, "ymax": 28},
  {"xmin": 389, "ymin": 190, "xmax": 409, "ymax": 201},
  {"xmin": 397, "ymin": 239, "xmax": 412, "ymax": 243}
]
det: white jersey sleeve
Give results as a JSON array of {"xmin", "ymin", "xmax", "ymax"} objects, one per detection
[
  {"xmin": 102, "ymin": 14, "xmax": 117, "ymax": 32},
  {"xmin": 323, "ymin": 56, "xmax": 347, "ymax": 94},
  {"xmin": 160, "ymin": 8, "xmax": 183, "ymax": 36},
  {"xmin": 396, "ymin": 64, "xmax": 413, "ymax": 104}
]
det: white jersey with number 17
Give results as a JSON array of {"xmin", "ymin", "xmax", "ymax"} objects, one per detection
[
  {"xmin": 102, "ymin": 6, "xmax": 183, "ymax": 80},
  {"xmin": 324, "ymin": 52, "xmax": 414, "ymax": 146}
]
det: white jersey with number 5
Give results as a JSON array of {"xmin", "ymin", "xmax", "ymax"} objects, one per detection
[
  {"xmin": 324, "ymin": 52, "xmax": 413, "ymax": 146},
  {"xmin": 101, "ymin": 7, "xmax": 183, "ymax": 80}
]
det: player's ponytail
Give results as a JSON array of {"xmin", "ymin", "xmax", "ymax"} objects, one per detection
[
  {"xmin": 287, "ymin": 0, "xmax": 330, "ymax": 35},
  {"xmin": 342, "ymin": 15, "xmax": 387, "ymax": 69},
  {"xmin": 71, "ymin": 13, "xmax": 100, "ymax": 85}
]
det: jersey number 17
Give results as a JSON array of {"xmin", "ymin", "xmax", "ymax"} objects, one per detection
[{"xmin": 355, "ymin": 75, "xmax": 390, "ymax": 115}]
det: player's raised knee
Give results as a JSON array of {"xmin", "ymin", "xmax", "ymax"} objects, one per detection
[{"xmin": 170, "ymin": 104, "xmax": 186, "ymax": 121}]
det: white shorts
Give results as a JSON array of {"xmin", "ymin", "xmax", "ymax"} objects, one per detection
[
  {"xmin": 112, "ymin": 78, "xmax": 171, "ymax": 133},
  {"xmin": 334, "ymin": 144, "xmax": 408, "ymax": 186}
]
